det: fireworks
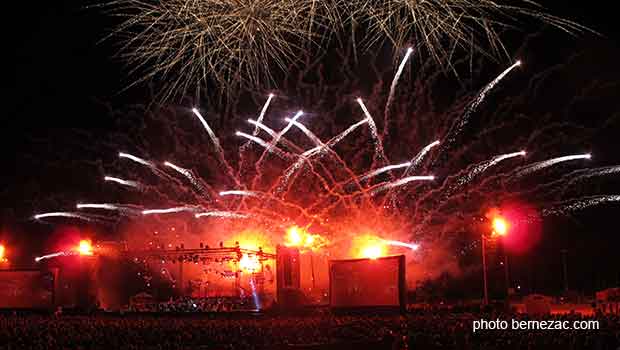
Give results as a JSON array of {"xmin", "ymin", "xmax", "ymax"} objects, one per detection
[
  {"xmin": 103, "ymin": 0, "xmax": 338, "ymax": 100},
  {"xmin": 349, "ymin": 1, "xmax": 587, "ymax": 70},
  {"xmin": 516, "ymin": 153, "xmax": 592, "ymax": 177},
  {"xmin": 283, "ymin": 226, "xmax": 328, "ymax": 251},
  {"xmin": 141, "ymin": 207, "xmax": 199, "ymax": 216},
  {"xmin": 78, "ymin": 240, "xmax": 94, "ymax": 256},
  {"xmin": 239, "ymin": 254, "xmax": 261, "ymax": 273},
  {"xmin": 102, "ymin": 0, "xmax": 589, "ymax": 101},
  {"xmin": 104, "ymin": 176, "xmax": 141, "ymax": 188},
  {"xmin": 35, "ymin": 51, "xmax": 618, "ymax": 267}
]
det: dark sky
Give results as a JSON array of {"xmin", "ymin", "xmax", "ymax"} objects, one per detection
[{"xmin": 3, "ymin": 2, "xmax": 620, "ymax": 294}]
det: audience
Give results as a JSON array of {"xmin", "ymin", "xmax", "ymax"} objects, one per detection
[{"xmin": 0, "ymin": 309, "xmax": 618, "ymax": 349}]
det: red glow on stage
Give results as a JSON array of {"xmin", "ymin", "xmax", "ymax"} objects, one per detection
[
  {"xmin": 492, "ymin": 217, "xmax": 509, "ymax": 236},
  {"xmin": 284, "ymin": 226, "xmax": 327, "ymax": 251},
  {"xmin": 239, "ymin": 254, "xmax": 260, "ymax": 273},
  {"xmin": 77, "ymin": 240, "xmax": 93, "ymax": 256},
  {"xmin": 354, "ymin": 235, "xmax": 388, "ymax": 259},
  {"xmin": 0, "ymin": 244, "xmax": 6, "ymax": 262}
]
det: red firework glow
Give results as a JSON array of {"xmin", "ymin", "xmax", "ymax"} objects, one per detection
[
  {"xmin": 353, "ymin": 235, "xmax": 388, "ymax": 260},
  {"xmin": 283, "ymin": 226, "xmax": 327, "ymax": 251},
  {"xmin": 239, "ymin": 254, "xmax": 261, "ymax": 273},
  {"xmin": 0, "ymin": 244, "xmax": 6, "ymax": 262},
  {"xmin": 77, "ymin": 240, "xmax": 93, "ymax": 256}
]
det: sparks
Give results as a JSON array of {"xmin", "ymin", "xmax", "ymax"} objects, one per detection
[
  {"xmin": 104, "ymin": 176, "xmax": 140, "ymax": 188},
  {"xmin": 141, "ymin": 207, "xmax": 198, "ymax": 215}
]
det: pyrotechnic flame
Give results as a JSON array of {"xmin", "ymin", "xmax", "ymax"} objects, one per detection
[
  {"xmin": 492, "ymin": 218, "xmax": 509, "ymax": 236},
  {"xmin": 239, "ymin": 254, "xmax": 261, "ymax": 274},
  {"xmin": 77, "ymin": 240, "xmax": 94, "ymax": 256},
  {"xmin": 284, "ymin": 226, "xmax": 327, "ymax": 251}
]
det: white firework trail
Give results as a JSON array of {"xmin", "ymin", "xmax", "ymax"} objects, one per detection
[
  {"xmin": 267, "ymin": 110, "xmax": 304, "ymax": 150},
  {"xmin": 370, "ymin": 175, "xmax": 435, "ymax": 195},
  {"xmin": 356, "ymin": 98, "xmax": 387, "ymax": 167},
  {"xmin": 385, "ymin": 140, "xmax": 441, "ymax": 204},
  {"xmin": 194, "ymin": 211, "xmax": 251, "ymax": 219},
  {"xmin": 457, "ymin": 150, "xmax": 526, "ymax": 187},
  {"xmin": 192, "ymin": 108, "xmax": 240, "ymax": 186},
  {"xmin": 246, "ymin": 94, "xmax": 274, "ymax": 140},
  {"xmin": 141, "ymin": 206, "xmax": 199, "ymax": 215},
  {"xmin": 247, "ymin": 119, "xmax": 303, "ymax": 153},
  {"xmin": 104, "ymin": 176, "xmax": 141, "ymax": 188},
  {"xmin": 440, "ymin": 61, "xmax": 521, "ymax": 154},
  {"xmin": 403, "ymin": 140, "xmax": 441, "ymax": 177},
  {"xmin": 247, "ymin": 119, "xmax": 279, "ymax": 139},
  {"xmin": 33, "ymin": 212, "xmax": 95, "ymax": 222},
  {"xmin": 357, "ymin": 162, "xmax": 412, "ymax": 183},
  {"xmin": 35, "ymin": 252, "xmax": 69, "ymax": 262},
  {"xmin": 542, "ymin": 195, "xmax": 620, "ymax": 216},
  {"xmin": 119, "ymin": 152, "xmax": 154, "ymax": 168},
  {"xmin": 382, "ymin": 239, "xmax": 420, "ymax": 251},
  {"xmin": 568, "ymin": 165, "xmax": 620, "ymax": 184},
  {"xmin": 285, "ymin": 118, "xmax": 324, "ymax": 147},
  {"xmin": 236, "ymin": 131, "xmax": 292, "ymax": 159},
  {"xmin": 516, "ymin": 153, "xmax": 591, "ymax": 177},
  {"xmin": 76, "ymin": 203, "xmax": 120, "ymax": 210},
  {"xmin": 325, "ymin": 118, "xmax": 369, "ymax": 148},
  {"xmin": 219, "ymin": 190, "xmax": 261, "ymax": 198},
  {"xmin": 275, "ymin": 118, "xmax": 372, "ymax": 195},
  {"xmin": 163, "ymin": 161, "xmax": 209, "ymax": 197},
  {"xmin": 384, "ymin": 47, "xmax": 414, "ymax": 135}
]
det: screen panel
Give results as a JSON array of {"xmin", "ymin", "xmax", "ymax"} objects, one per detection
[{"xmin": 329, "ymin": 255, "xmax": 404, "ymax": 308}]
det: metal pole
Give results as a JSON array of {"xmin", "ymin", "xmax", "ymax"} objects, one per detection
[{"xmin": 482, "ymin": 236, "xmax": 489, "ymax": 305}]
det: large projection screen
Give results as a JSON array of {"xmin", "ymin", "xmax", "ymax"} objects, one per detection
[
  {"xmin": 329, "ymin": 255, "xmax": 405, "ymax": 309},
  {"xmin": 0, "ymin": 270, "xmax": 55, "ymax": 309}
]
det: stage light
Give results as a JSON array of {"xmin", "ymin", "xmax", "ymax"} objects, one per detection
[
  {"xmin": 77, "ymin": 240, "xmax": 93, "ymax": 256},
  {"xmin": 239, "ymin": 254, "xmax": 260, "ymax": 273},
  {"xmin": 492, "ymin": 217, "xmax": 509, "ymax": 236},
  {"xmin": 0, "ymin": 244, "xmax": 5, "ymax": 262},
  {"xmin": 361, "ymin": 245, "xmax": 383, "ymax": 260}
]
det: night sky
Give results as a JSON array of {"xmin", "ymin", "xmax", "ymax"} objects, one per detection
[{"xmin": 3, "ymin": 2, "xmax": 620, "ymax": 296}]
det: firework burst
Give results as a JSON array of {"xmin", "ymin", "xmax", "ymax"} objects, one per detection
[
  {"xmin": 101, "ymin": 0, "xmax": 590, "ymax": 102},
  {"xmin": 34, "ymin": 48, "xmax": 619, "ymax": 266},
  {"xmin": 102, "ymin": 0, "xmax": 339, "ymax": 101}
]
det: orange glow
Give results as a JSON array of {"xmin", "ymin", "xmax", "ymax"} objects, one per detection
[
  {"xmin": 0, "ymin": 244, "xmax": 5, "ymax": 262},
  {"xmin": 77, "ymin": 240, "xmax": 93, "ymax": 256},
  {"xmin": 354, "ymin": 235, "xmax": 388, "ymax": 259},
  {"xmin": 284, "ymin": 226, "xmax": 327, "ymax": 251},
  {"xmin": 361, "ymin": 245, "xmax": 384, "ymax": 259},
  {"xmin": 492, "ymin": 217, "xmax": 509, "ymax": 236},
  {"xmin": 285, "ymin": 226, "xmax": 303, "ymax": 246},
  {"xmin": 239, "ymin": 253, "xmax": 260, "ymax": 273},
  {"xmin": 226, "ymin": 230, "xmax": 272, "ymax": 252}
]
